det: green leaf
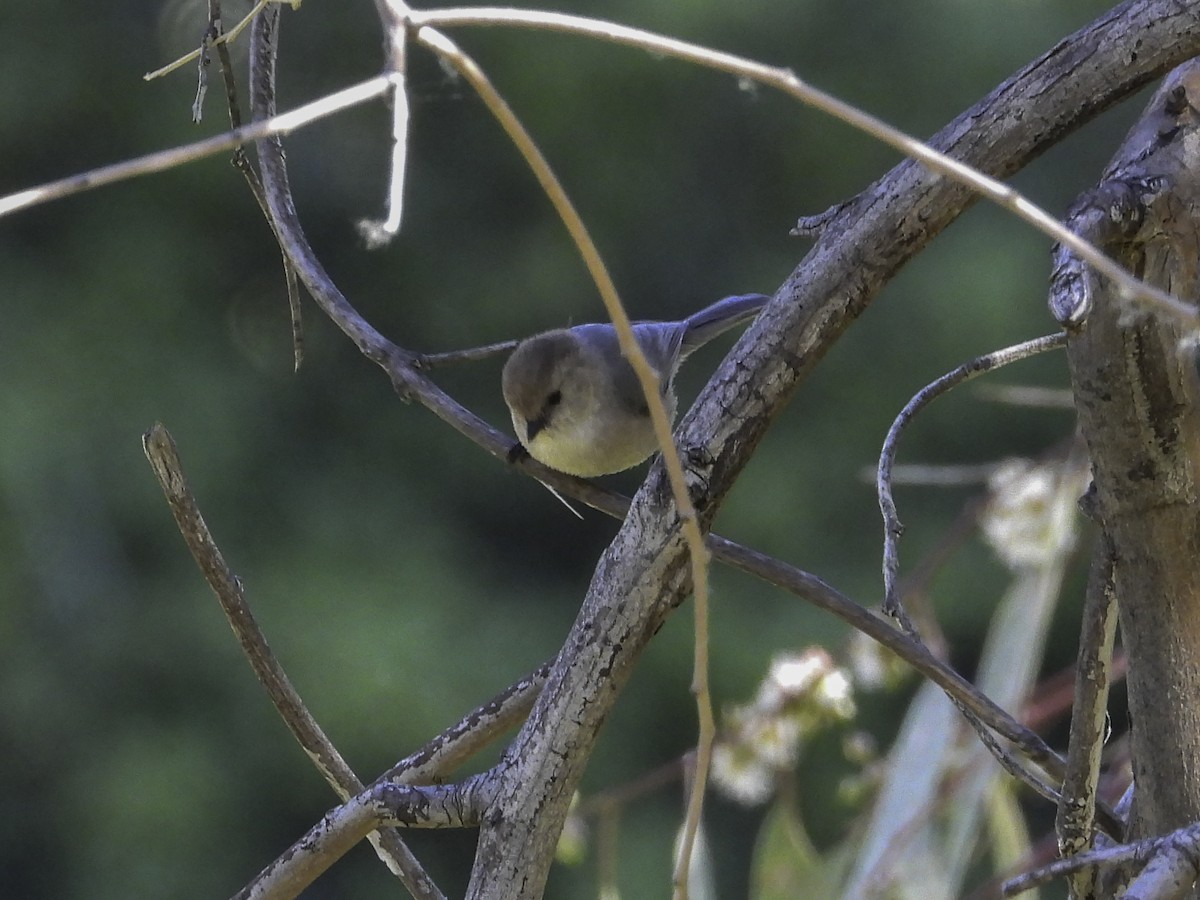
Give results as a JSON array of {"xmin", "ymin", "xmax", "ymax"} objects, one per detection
[{"xmin": 750, "ymin": 797, "xmax": 829, "ymax": 900}]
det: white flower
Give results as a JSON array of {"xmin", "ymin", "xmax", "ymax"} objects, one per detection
[
  {"xmin": 815, "ymin": 669, "xmax": 856, "ymax": 720},
  {"xmin": 981, "ymin": 458, "xmax": 1083, "ymax": 569},
  {"xmin": 757, "ymin": 649, "xmax": 833, "ymax": 709},
  {"xmin": 710, "ymin": 742, "xmax": 776, "ymax": 806},
  {"xmin": 745, "ymin": 715, "xmax": 802, "ymax": 768}
]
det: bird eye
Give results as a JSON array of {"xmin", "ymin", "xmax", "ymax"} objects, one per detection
[{"xmin": 546, "ymin": 390, "xmax": 562, "ymax": 407}]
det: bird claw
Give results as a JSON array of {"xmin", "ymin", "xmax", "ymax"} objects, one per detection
[{"xmin": 506, "ymin": 442, "xmax": 530, "ymax": 465}]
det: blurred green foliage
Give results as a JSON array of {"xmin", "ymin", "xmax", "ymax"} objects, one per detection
[{"xmin": 0, "ymin": 0, "xmax": 1136, "ymax": 896}]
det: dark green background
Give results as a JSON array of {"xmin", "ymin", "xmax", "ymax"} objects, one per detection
[{"xmin": 0, "ymin": 1, "xmax": 1135, "ymax": 896}]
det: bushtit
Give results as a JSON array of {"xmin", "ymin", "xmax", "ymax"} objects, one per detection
[{"xmin": 502, "ymin": 293, "xmax": 769, "ymax": 476}]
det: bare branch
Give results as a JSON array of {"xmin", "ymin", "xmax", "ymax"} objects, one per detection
[
  {"xmin": 191, "ymin": 12, "xmax": 216, "ymax": 122},
  {"xmin": 1057, "ymin": 538, "xmax": 1121, "ymax": 899},
  {"xmin": 141, "ymin": 424, "xmax": 444, "ymax": 899},
  {"xmin": 207, "ymin": 0, "xmax": 305, "ymax": 371},
  {"xmin": 706, "ymin": 536, "xmax": 1051, "ymax": 767},
  {"xmin": 1122, "ymin": 837, "xmax": 1200, "ymax": 900},
  {"xmin": 236, "ymin": 779, "xmax": 487, "ymax": 900},
  {"xmin": 381, "ymin": 662, "xmax": 550, "ymax": 785},
  {"xmin": 414, "ymin": 339, "xmax": 519, "ymax": 369},
  {"xmin": 359, "ymin": 0, "xmax": 411, "ymax": 246},
  {"xmin": 142, "ymin": 424, "xmax": 349, "ymax": 789},
  {"xmin": 878, "ymin": 333, "xmax": 1067, "ymax": 628},
  {"xmin": 1062, "ymin": 58, "xmax": 1200, "ymax": 843},
  {"xmin": 235, "ymin": 786, "xmax": 383, "ymax": 900},
  {"xmin": 144, "ymin": 0, "xmax": 294, "ymax": 81},
  {"xmin": 1003, "ymin": 822, "xmax": 1200, "ymax": 897},
  {"xmin": 873, "ymin": 349, "xmax": 1096, "ymax": 837},
  {"xmin": 0, "ymin": 75, "xmax": 393, "ymax": 219},
  {"xmin": 411, "ymin": 5, "xmax": 1197, "ymax": 327}
]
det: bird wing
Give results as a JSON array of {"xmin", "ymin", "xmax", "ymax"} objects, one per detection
[{"xmin": 678, "ymin": 293, "xmax": 769, "ymax": 359}]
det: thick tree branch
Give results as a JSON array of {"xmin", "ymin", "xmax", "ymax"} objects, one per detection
[{"xmin": 1061, "ymin": 60, "xmax": 1200, "ymax": 846}]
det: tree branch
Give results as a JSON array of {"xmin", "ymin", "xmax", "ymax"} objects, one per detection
[
  {"xmin": 0, "ymin": 74, "xmax": 394, "ymax": 218},
  {"xmin": 1003, "ymin": 820, "xmax": 1200, "ymax": 897},
  {"xmin": 877, "ymin": 332, "xmax": 1068, "ymax": 631},
  {"xmin": 411, "ymin": 3, "xmax": 1198, "ymax": 325},
  {"xmin": 1056, "ymin": 537, "xmax": 1121, "ymax": 899},
  {"xmin": 141, "ymin": 424, "xmax": 445, "ymax": 900},
  {"xmin": 235, "ymin": 779, "xmax": 488, "ymax": 900},
  {"xmin": 1062, "ymin": 58, "xmax": 1200, "ymax": 843}
]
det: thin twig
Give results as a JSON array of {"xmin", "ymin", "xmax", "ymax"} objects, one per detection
[
  {"xmin": 890, "ymin": 492, "xmax": 989, "ymax": 658},
  {"xmin": 706, "ymin": 534, "xmax": 1122, "ymax": 837},
  {"xmin": 208, "ymin": 0, "xmax": 305, "ymax": 372},
  {"xmin": 409, "ymin": 6, "xmax": 1195, "ymax": 327},
  {"xmin": 209, "ymin": 0, "xmax": 240, "ymax": 123},
  {"xmin": 236, "ymin": 786, "xmax": 384, "ymax": 900},
  {"xmin": 360, "ymin": 0, "xmax": 411, "ymax": 246},
  {"xmin": 873, "ymin": 343, "xmax": 1087, "ymax": 818},
  {"xmin": 1002, "ymin": 822, "xmax": 1200, "ymax": 896},
  {"xmin": 877, "ymin": 333, "xmax": 1068, "ymax": 629},
  {"xmin": 976, "ymin": 384, "xmax": 1077, "ymax": 410},
  {"xmin": 141, "ymin": 424, "xmax": 351, "ymax": 790},
  {"xmin": 965, "ymin": 704, "xmax": 1064, "ymax": 807},
  {"xmin": 406, "ymin": 25, "xmax": 718, "ymax": 895},
  {"xmin": 0, "ymin": 75, "xmax": 394, "ymax": 219},
  {"xmin": 141, "ymin": 424, "xmax": 444, "ymax": 900},
  {"xmin": 709, "ymin": 539, "xmax": 1044, "ymax": 760},
  {"xmin": 414, "ymin": 338, "xmax": 519, "ymax": 369},
  {"xmin": 1057, "ymin": 539, "xmax": 1121, "ymax": 898},
  {"xmin": 143, "ymin": 0, "xmax": 292, "ymax": 82},
  {"xmin": 192, "ymin": 15, "xmax": 215, "ymax": 122},
  {"xmin": 380, "ymin": 661, "xmax": 550, "ymax": 785}
]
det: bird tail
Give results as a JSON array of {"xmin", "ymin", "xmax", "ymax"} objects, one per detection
[{"xmin": 679, "ymin": 293, "xmax": 770, "ymax": 358}]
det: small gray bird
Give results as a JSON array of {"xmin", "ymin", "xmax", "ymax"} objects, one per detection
[{"xmin": 502, "ymin": 293, "xmax": 769, "ymax": 477}]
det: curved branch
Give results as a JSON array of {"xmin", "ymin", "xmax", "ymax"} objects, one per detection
[
  {"xmin": 411, "ymin": 4, "xmax": 1198, "ymax": 325},
  {"xmin": 877, "ymin": 333, "xmax": 1068, "ymax": 629},
  {"xmin": 142, "ymin": 423, "xmax": 445, "ymax": 899}
]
